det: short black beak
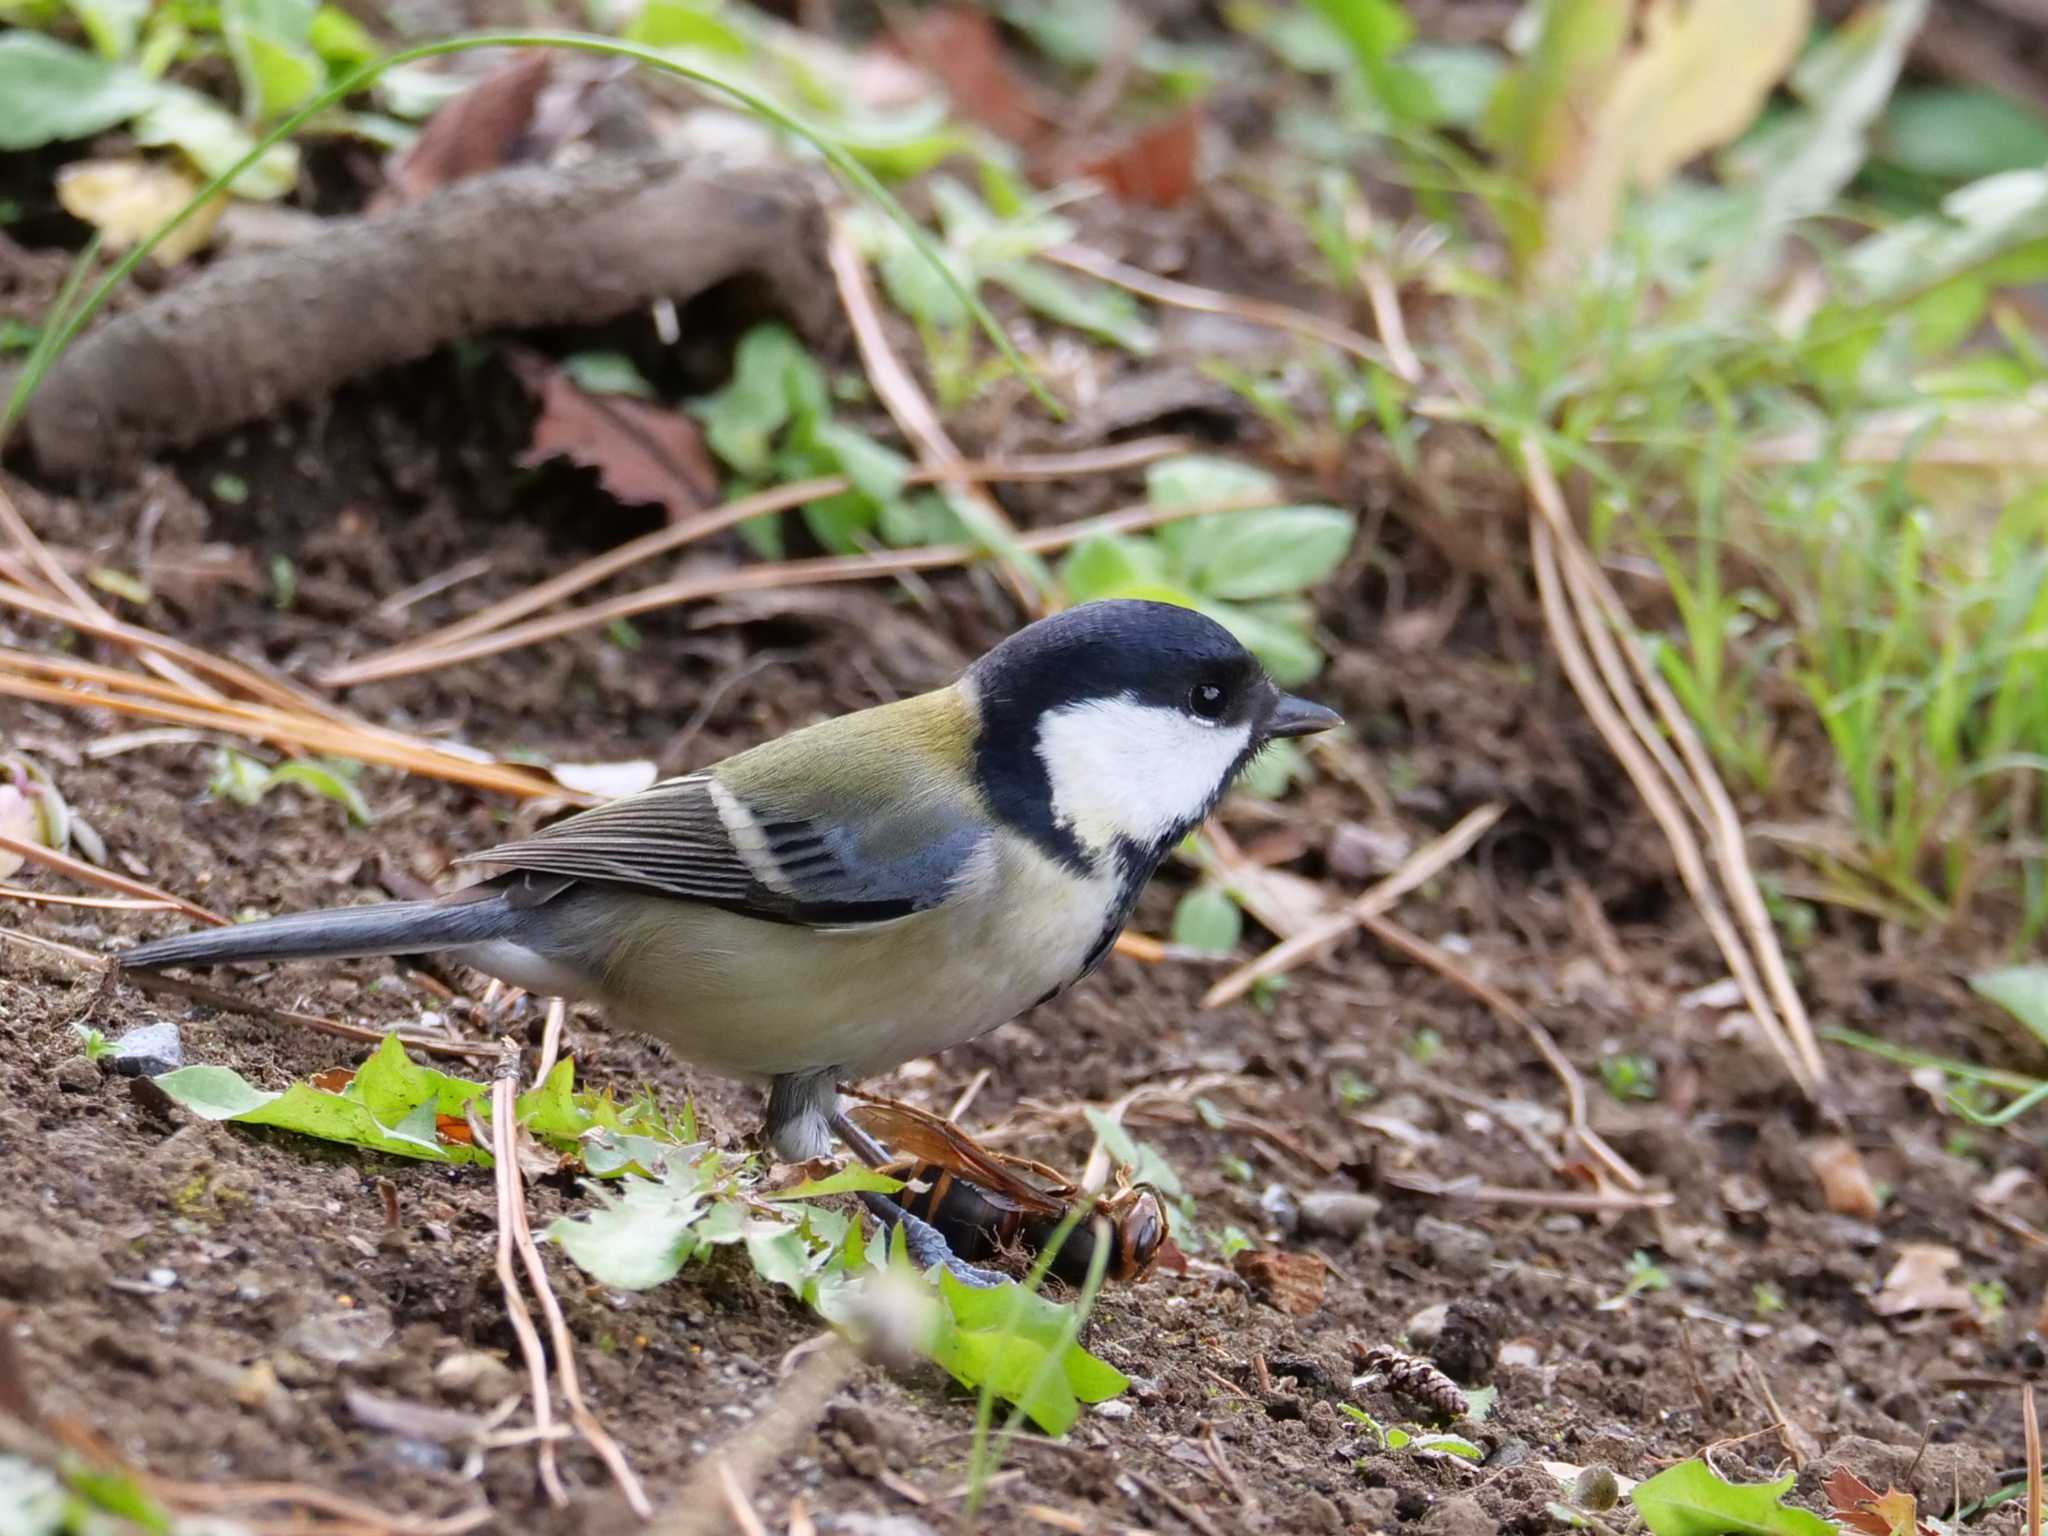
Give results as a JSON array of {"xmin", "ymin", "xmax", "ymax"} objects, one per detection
[{"xmin": 1265, "ymin": 692, "xmax": 1343, "ymax": 739}]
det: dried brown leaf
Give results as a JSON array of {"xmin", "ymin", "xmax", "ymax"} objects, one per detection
[
  {"xmin": 892, "ymin": 6, "xmax": 1049, "ymax": 147},
  {"xmin": 1233, "ymin": 1249, "xmax": 1325, "ymax": 1317},
  {"xmin": 1871, "ymin": 1243, "xmax": 1975, "ymax": 1317},
  {"xmin": 1825, "ymin": 1466, "xmax": 1935, "ymax": 1536},
  {"xmin": 56, "ymin": 159, "xmax": 224, "ymax": 265},
  {"xmin": 511, "ymin": 353, "xmax": 721, "ymax": 523},
  {"xmin": 1808, "ymin": 1137, "xmax": 1882, "ymax": 1220},
  {"xmin": 1079, "ymin": 104, "xmax": 1204, "ymax": 208},
  {"xmin": 378, "ymin": 51, "xmax": 553, "ymax": 208}
]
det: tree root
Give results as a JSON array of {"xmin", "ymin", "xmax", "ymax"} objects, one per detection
[{"xmin": 13, "ymin": 153, "xmax": 829, "ymax": 478}]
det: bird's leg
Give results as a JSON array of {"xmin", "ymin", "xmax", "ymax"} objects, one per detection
[
  {"xmin": 829, "ymin": 1105, "xmax": 1008, "ymax": 1291},
  {"xmin": 762, "ymin": 1071, "xmax": 1005, "ymax": 1287}
]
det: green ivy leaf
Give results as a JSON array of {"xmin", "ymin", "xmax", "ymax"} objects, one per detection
[
  {"xmin": 1058, "ymin": 534, "xmax": 1172, "ymax": 603},
  {"xmin": 547, "ymin": 1159, "xmax": 720, "ymax": 1289},
  {"xmin": 694, "ymin": 324, "xmax": 806, "ymax": 477},
  {"xmin": 1185, "ymin": 506, "xmax": 1356, "ymax": 600},
  {"xmin": 1631, "ymin": 1461, "xmax": 1836, "ymax": 1536},
  {"xmin": 0, "ymin": 34, "xmax": 161, "ymax": 149},
  {"xmin": 1172, "ymin": 886, "xmax": 1242, "ymax": 954}
]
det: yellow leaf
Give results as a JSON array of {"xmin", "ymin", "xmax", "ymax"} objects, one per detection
[
  {"xmin": 55, "ymin": 158, "xmax": 225, "ymax": 265},
  {"xmin": 1549, "ymin": 0, "xmax": 1811, "ymax": 264}
]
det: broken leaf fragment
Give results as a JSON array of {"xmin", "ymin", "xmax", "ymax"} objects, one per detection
[
  {"xmin": 1870, "ymin": 1243, "xmax": 1976, "ymax": 1317},
  {"xmin": 57, "ymin": 158, "xmax": 225, "ymax": 263},
  {"xmin": 1632, "ymin": 1460, "xmax": 1836, "ymax": 1536}
]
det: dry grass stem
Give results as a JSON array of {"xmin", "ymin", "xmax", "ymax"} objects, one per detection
[
  {"xmin": 828, "ymin": 216, "xmax": 1041, "ymax": 614},
  {"xmin": 125, "ymin": 965, "xmax": 499, "ymax": 1060},
  {"xmin": 1204, "ymin": 801, "xmax": 1503, "ymax": 1007},
  {"xmin": 488, "ymin": 1044, "xmax": 568, "ymax": 1508},
  {"xmin": 1520, "ymin": 439, "xmax": 1824, "ymax": 1096},
  {"xmin": 0, "ymin": 885, "xmax": 180, "ymax": 912},
  {"xmin": 534, "ymin": 996, "xmax": 568, "ymax": 1085},
  {"xmin": 2028, "ymin": 1383, "xmax": 2042, "ymax": 1536},
  {"xmin": 1359, "ymin": 262, "xmax": 1422, "ymax": 384},
  {"xmin": 0, "ymin": 827, "xmax": 223, "ymax": 925},
  {"xmin": 1047, "ymin": 244, "xmax": 1394, "ymax": 371},
  {"xmin": 320, "ymin": 438, "xmax": 1187, "ymax": 688},
  {"xmin": 650, "ymin": 1338, "xmax": 859, "ymax": 1536},
  {"xmin": 313, "ymin": 491, "xmax": 1288, "ymax": 686}
]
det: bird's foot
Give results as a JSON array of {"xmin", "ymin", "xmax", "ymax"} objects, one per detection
[{"xmin": 858, "ymin": 1192, "xmax": 1008, "ymax": 1289}]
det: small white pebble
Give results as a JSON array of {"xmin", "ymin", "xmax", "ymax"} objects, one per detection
[
  {"xmin": 147, "ymin": 1267, "xmax": 177, "ymax": 1289},
  {"xmin": 1093, "ymin": 1400, "xmax": 1134, "ymax": 1420}
]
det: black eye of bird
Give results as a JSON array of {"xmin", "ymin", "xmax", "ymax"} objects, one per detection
[{"xmin": 1187, "ymin": 681, "xmax": 1227, "ymax": 720}]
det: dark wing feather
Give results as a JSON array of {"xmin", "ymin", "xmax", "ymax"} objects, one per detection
[{"xmin": 455, "ymin": 773, "xmax": 984, "ymax": 926}]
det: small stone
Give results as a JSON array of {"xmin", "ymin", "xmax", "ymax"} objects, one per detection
[
  {"xmin": 1432, "ymin": 1299, "xmax": 1505, "ymax": 1384},
  {"xmin": 54, "ymin": 1057, "xmax": 99, "ymax": 1094},
  {"xmin": 1572, "ymin": 1465, "xmax": 1621, "ymax": 1511},
  {"xmin": 1421, "ymin": 1495, "xmax": 1499, "ymax": 1536},
  {"xmin": 433, "ymin": 1349, "xmax": 517, "ymax": 1405},
  {"xmin": 285, "ymin": 1304, "xmax": 394, "ymax": 1366},
  {"xmin": 1092, "ymin": 1399, "xmax": 1134, "ymax": 1420},
  {"xmin": 0, "ymin": 1226, "xmax": 105, "ymax": 1300},
  {"xmin": 1297, "ymin": 1190, "xmax": 1382, "ymax": 1241},
  {"xmin": 1415, "ymin": 1216, "xmax": 1494, "ymax": 1277},
  {"xmin": 1260, "ymin": 1183, "xmax": 1300, "ymax": 1233},
  {"xmin": 108, "ymin": 1021, "xmax": 182, "ymax": 1077},
  {"xmin": 1489, "ymin": 1438, "xmax": 1533, "ymax": 1469},
  {"xmin": 1346, "ymin": 1488, "xmax": 1402, "ymax": 1529},
  {"xmin": 1404, "ymin": 1303, "xmax": 1450, "ymax": 1350},
  {"xmin": 145, "ymin": 1267, "xmax": 177, "ymax": 1290}
]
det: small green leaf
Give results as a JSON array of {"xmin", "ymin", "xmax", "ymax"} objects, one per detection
[
  {"xmin": 693, "ymin": 324, "xmax": 805, "ymax": 477},
  {"xmin": 1147, "ymin": 454, "xmax": 1280, "ymax": 509},
  {"xmin": 1172, "ymin": 886, "xmax": 1243, "ymax": 954},
  {"xmin": 132, "ymin": 85, "xmax": 301, "ymax": 198},
  {"xmin": 66, "ymin": 0, "xmax": 151, "ymax": 61},
  {"xmin": 263, "ymin": 759, "xmax": 373, "ymax": 825},
  {"xmin": 222, "ymin": 0, "xmax": 321, "ymax": 120},
  {"xmin": 1186, "ymin": 507, "xmax": 1356, "ymax": 600},
  {"xmin": 1631, "ymin": 1460, "xmax": 1835, "ymax": 1536},
  {"xmin": 561, "ymin": 350, "xmax": 655, "ymax": 399},
  {"xmin": 308, "ymin": 4, "xmax": 378, "ymax": 67},
  {"xmin": 0, "ymin": 34, "xmax": 161, "ymax": 149},
  {"xmin": 1881, "ymin": 87, "xmax": 2048, "ymax": 184},
  {"xmin": 765, "ymin": 1167, "xmax": 905, "ymax": 1200},
  {"xmin": 1972, "ymin": 965, "xmax": 2048, "ymax": 1051},
  {"xmin": 985, "ymin": 260, "xmax": 1156, "ymax": 353},
  {"xmin": 1202, "ymin": 598, "xmax": 1324, "ymax": 686},
  {"xmin": 623, "ymin": 0, "xmax": 749, "ymax": 53},
  {"xmin": 1058, "ymin": 534, "xmax": 1172, "ymax": 603},
  {"xmin": 548, "ymin": 1160, "xmax": 717, "ymax": 1289},
  {"xmin": 1412, "ymin": 1433, "xmax": 1485, "ymax": 1460}
]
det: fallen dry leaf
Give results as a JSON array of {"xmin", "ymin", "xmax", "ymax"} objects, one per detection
[
  {"xmin": 1824, "ymin": 1466, "xmax": 1936, "ymax": 1536},
  {"xmin": 309, "ymin": 1067, "xmax": 357, "ymax": 1094},
  {"xmin": 1550, "ymin": 0, "xmax": 1809, "ymax": 261},
  {"xmin": 1871, "ymin": 1243, "xmax": 1976, "ymax": 1317},
  {"xmin": 56, "ymin": 159, "xmax": 225, "ymax": 265},
  {"xmin": 510, "ymin": 352, "xmax": 721, "ymax": 523},
  {"xmin": 1079, "ymin": 103, "xmax": 1204, "ymax": 208},
  {"xmin": 1233, "ymin": 1249, "xmax": 1325, "ymax": 1317},
  {"xmin": 1808, "ymin": 1138, "xmax": 1882, "ymax": 1219},
  {"xmin": 891, "ymin": 6, "xmax": 1049, "ymax": 147},
  {"xmin": 377, "ymin": 51, "xmax": 553, "ymax": 208}
]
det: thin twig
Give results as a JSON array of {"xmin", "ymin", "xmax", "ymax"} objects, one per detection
[
  {"xmin": 534, "ymin": 997, "xmax": 568, "ymax": 1085},
  {"xmin": 0, "ymin": 829, "xmax": 222, "ymax": 925},
  {"xmin": 1356, "ymin": 909, "xmax": 1646, "ymax": 1193},
  {"xmin": 1203, "ymin": 802, "xmax": 1503, "ymax": 1007},
  {"xmin": 2026, "ymin": 1383, "xmax": 2042, "ymax": 1536},
  {"xmin": 1047, "ymin": 244, "xmax": 1394, "ymax": 372},
  {"xmin": 311, "ymin": 491, "xmax": 1289, "ymax": 687},
  {"xmin": 321, "ymin": 439, "xmax": 1186, "ymax": 687},
  {"xmin": 1379, "ymin": 1171, "xmax": 1673, "ymax": 1211},
  {"xmin": 829, "ymin": 215, "xmax": 1042, "ymax": 614},
  {"xmin": 489, "ymin": 1043, "xmax": 567, "ymax": 1507},
  {"xmin": 649, "ymin": 1338, "xmax": 859, "ymax": 1536},
  {"xmin": 0, "ymin": 885, "xmax": 179, "ymax": 912}
]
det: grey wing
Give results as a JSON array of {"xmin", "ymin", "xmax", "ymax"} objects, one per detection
[{"xmin": 454, "ymin": 774, "xmax": 986, "ymax": 926}]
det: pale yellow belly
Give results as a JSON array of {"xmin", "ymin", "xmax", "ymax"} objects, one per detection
[{"xmin": 506, "ymin": 840, "xmax": 1116, "ymax": 1081}]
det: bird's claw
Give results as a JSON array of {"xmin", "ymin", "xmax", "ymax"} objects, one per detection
[{"xmin": 858, "ymin": 1192, "xmax": 1007, "ymax": 1288}]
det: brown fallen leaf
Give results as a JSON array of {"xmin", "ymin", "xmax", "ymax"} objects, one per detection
[
  {"xmin": 309, "ymin": 1066, "xmax": 357, "ymax": 1094},
  {"xmin": 1233, "ymin": 1249, "xmax": 1325, "ymax": 1317},
  {"xmin": 1078, "ymin": 103, "xmax": 1204, "ymax": 208},
  {"xmin": 890, "ymin": 6, "xmax": 1050, "ymax": 147},
  {"xmin": 1808, "ymin": 1137, "xmax": 1882, "ymax": 1220},
  {"xmin": 1871, "ymin": 1243, "xmax": 1976, "ymax": 1317},
  {"xmin": 1824, "ymin": 1466, "xmax": 1937, "ymax": 1536},
  {"xmin": 376, "ymin": 51, "xmax": 553, "ymax": 209},
  {"xmin": 509, "ymin": 351, "xmax": 721, "ymax": 523}
]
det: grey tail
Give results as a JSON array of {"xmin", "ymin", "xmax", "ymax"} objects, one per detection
[{"xmin": 120, "ymin": 894, "xmax": 519, "ymax": 972}]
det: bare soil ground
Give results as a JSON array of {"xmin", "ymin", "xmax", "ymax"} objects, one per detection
[{"xmin": 6, "ymin": 21, "xmax": 2048, "ymax": 1521}]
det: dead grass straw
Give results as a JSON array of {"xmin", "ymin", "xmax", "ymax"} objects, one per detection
[
  {"xmin": 1520, "ymin": 439, "xmax": 1824, "ymax": 1097},
  {"xmin": 1203, "ymin": 801, "xmax": 1503, "ymax": 1007},
  {"xmin": 828, "ymin": 215, "xmax": 1043, "ymax": 615},
  {"xmin": 319, "ymin": 438, "xmax": 1186, "ymax": 688}
]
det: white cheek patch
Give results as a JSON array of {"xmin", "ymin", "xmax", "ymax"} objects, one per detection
[{"xmin": 1036, "ymin": 696, "xmax": 1252, "ymax": 852}]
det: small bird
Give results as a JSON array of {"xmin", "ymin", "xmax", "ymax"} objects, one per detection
[{"xmin": 122, "ymin": 600, "xmax": 1340, "ymax": 1169}]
